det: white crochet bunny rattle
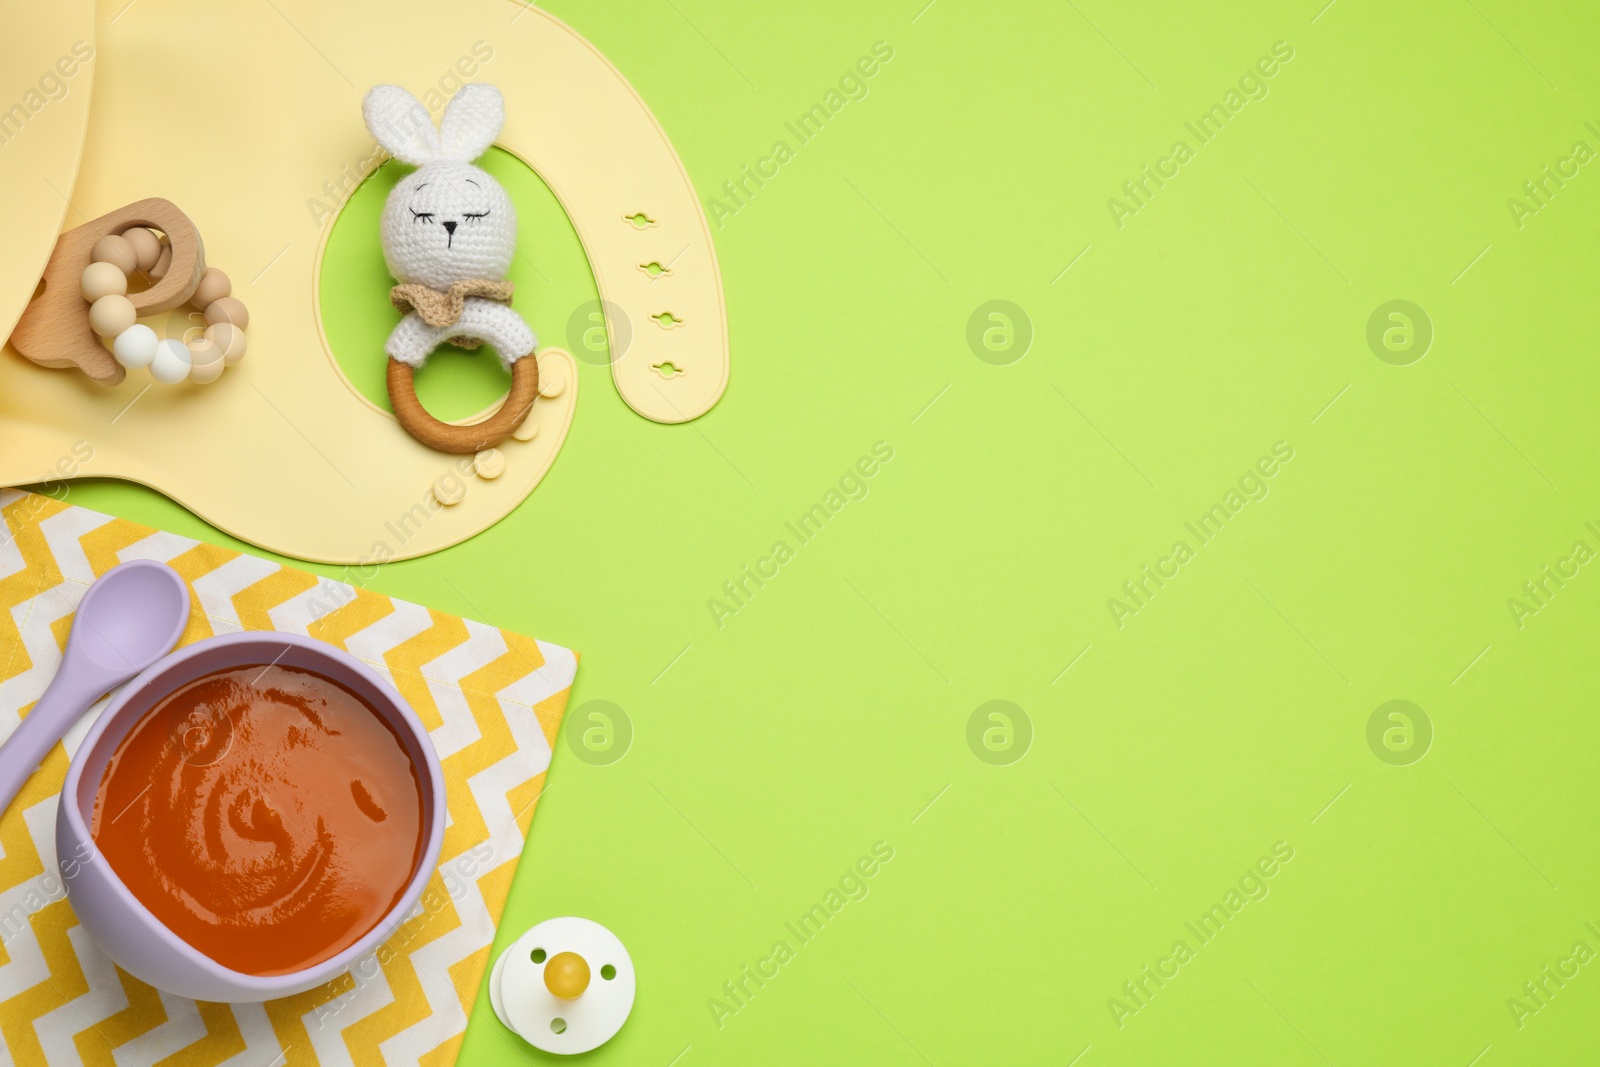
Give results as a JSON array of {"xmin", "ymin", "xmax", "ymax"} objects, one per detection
[{"xmin": 363, "ymin": 82, "xmax": 539, "ymax": 453}]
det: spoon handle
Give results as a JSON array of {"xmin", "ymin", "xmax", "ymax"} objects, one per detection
[{"xmin": 0, "ymin": 665, "xmax": 121, "ymax": 819}]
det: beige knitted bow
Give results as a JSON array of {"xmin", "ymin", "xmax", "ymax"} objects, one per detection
[{"xmin": 390, "ymin": 279, "xmax": 515, "ymax": 349}]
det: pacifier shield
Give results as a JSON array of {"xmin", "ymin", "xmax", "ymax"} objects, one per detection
[{"xmin": 490, "ymin": 916, "xmax": 635, "ymax": 1054}]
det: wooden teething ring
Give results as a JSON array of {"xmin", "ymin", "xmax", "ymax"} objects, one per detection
[{"xmin": 387, "ymin": 355, "xmax": 539, "ymax": 454}]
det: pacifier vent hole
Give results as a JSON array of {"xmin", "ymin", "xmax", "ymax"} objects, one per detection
[
  {"xmin": 601, "ymin": 964, "xmax": 616, "ymax": 981},
  {"xmin": 531, "ymin": 948, "xmax": 547, "ymax": 964},
  {"xmin": 550, "ymin": 1018, "xmax": 567, "ymax": 1034}
]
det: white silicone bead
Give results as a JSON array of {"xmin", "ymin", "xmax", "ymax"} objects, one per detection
[
  {"xmin": 112, "ymin": 324, "xmax": 159, "ymax": 369},
  {"xmin": 150, "ymin": 339, "xmax": 192, "ymax": 383}
]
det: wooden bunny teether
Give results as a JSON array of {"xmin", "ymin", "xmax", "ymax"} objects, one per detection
[
  {"xmin": 12, "ymin": 198, "xmax": 205, "ymax": 385},
  {"xmin": 364, "ymin": 83, "xmax": 539, "ymax": 454}
]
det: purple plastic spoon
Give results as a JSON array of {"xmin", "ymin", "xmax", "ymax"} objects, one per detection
[{"xmin": 0, "ymin": 559, "xmax": 189, "ymax": 816}]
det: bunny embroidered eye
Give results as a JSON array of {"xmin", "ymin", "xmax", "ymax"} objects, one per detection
[
  {"xmin": 410, "ymin": 209, "xmax": 435, "ymax": 223},
  {"xmin": 464, "ymin": 212, "xmax": 489, "ymax": 222}
]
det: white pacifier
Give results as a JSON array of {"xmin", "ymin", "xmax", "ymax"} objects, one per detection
[{"xmin": 489, "ymin": 916, "xmax": 636, "ymax": 1054}]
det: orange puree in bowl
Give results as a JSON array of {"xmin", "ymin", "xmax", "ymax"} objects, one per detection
[{"xmin": 91, "ymin": 665, "xmax": 424, "ymax": 976}]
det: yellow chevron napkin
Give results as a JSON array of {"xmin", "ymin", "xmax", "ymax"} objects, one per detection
[{"xmin": 0, "ymin": 489, "xmax": 574, "ymax": 1066}]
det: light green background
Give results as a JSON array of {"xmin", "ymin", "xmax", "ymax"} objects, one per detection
[{"xmin": 45, "ymin": 0, "xmax": 1600, "ymax": 1062}]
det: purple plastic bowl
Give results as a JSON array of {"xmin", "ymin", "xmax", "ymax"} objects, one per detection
[{"xmin": 56, "ymin": 632, "xmax": 446, "ymax": 1002}]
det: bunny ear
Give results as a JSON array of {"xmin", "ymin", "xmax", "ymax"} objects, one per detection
[
  {"xmin": 363, "ymin": 85, "xmax": 440, "ymax": 165},
  {"xmin": 438, "ymin": 83, "xmax": 504, "ymax": 162}
]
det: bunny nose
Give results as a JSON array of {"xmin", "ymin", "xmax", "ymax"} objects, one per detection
[{"xmin": 442, "ymin": 220, "xmax": 457, "ymax": 236}]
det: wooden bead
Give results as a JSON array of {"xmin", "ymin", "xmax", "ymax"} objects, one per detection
[
  {"xmin": 191, "ymin": 267, "xmax": 231, "ymax": 310},
  {"xmin": 203, "ymin": 296, "xmax": 248, "ymax": 328},
  {"xmin": 149, "ymin": 243, "xmax": 172, "ymax": 281},
  {"xmin": 80, "ymin": 261, "xmax": 128, "ymax": 302},
  {"xmin": 91, "ymin": 234, "xmax": 138, "ymax": 274},
  {"xmin": 188, "ymin": 337, "xmax": 224, "ymax": 384},
  {"xmin": 206, "ymin": 323, "xmax": 247, "ymax": 365},
  {"xmin": 123, "ymin": 227, "xmax": 162, "ymax": 272},
  {"xmin": 88, "ymin": 294, "xmax": 137, "ymax": 338}
]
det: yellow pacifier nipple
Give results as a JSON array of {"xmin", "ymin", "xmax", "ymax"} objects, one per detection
[{"xmin": 544, "ymin": 951, "xmax": 591, "ymax": 999}]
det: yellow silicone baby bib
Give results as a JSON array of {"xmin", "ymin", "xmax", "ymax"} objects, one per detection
[
  {"xmin": 0, "ymin": 0, "xmax": 728, "ymax": 564},
  {"xmin": 0, "ymin": 0, "xmax": 95, "ymax": 344}
]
